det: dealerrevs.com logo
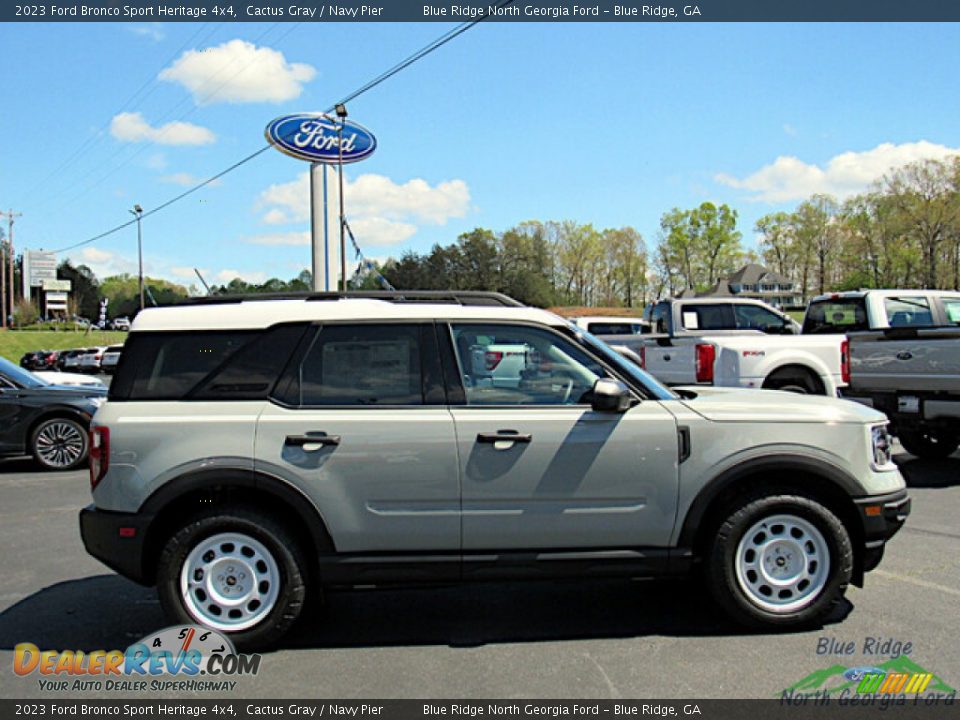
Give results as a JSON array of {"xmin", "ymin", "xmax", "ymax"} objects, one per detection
[{"xmin": 14, "ymin": 625, "xmax": 261, "ymax": 692}]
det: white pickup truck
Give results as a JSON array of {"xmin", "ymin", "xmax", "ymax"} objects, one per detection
[
  {"xmin": 598, "ymin": 297, "xmax": 849, "ymax": 396},
  {"xmin": 802, "ymin": 289, "xmax": 960, "ymax": 334}
]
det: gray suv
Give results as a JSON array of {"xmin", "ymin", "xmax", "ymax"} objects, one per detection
[{"xmin": 79, "ymin": 291, "xmax": 910, "ymax": 648}]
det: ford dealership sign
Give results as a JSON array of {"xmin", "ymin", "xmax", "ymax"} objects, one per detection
[{"xmin": 265, "ymin": 114, "xmax": 377, "ymax": 164}]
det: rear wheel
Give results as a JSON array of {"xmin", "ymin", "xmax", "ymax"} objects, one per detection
[
  {"xmin": 705, "ymin": 493, "xmax": 852, "ymax": 629},
  {"xmin": 31, "ymin": 417, "xmax": 89, "ymax": 471},
  {"xmin": 156, "ymin": 507, "xmax": 309, "ymax": 650},
  {"xmin": 762, "ymin": 369, "xmax": 823, "ymax": 395},
  {"xmin": 898, "ymin": 429, "xmax": 959, "ymax": 459}
]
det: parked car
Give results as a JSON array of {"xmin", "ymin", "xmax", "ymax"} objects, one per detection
[
  {"xmin": 0, "ymin": 356, "xmax": 105, "ymax": 470},
  {"xmin": 570, "ymin": 316, "xmax": 651, "ymax": 335},
  {"xmin": 619, "ymin": 297, "xmax": 846, "ymax": 395},
  {"xmin": 80, "ymin": 290, "xmax": 908, "ymax": 649},
  {"xmin": 20, "ymin": 350, "xmax": 54, "ymax": 371},
  {"xmin": 111, "ymin": 317, "xmax": 131, "ymax": 331},
  {"xmin": 99, "ymin": 345, "xmax": 124, "ymax": 374},
  {"xmin": 57, "ymin": 349, "xmax": 87, "ymax": 371},
  {"xmin": 78, "ymin": 347, "xmax": 108, "ymax": 373},
  {"xmin": 843, "ymin": 326, "xmax": 960, "ymax": 458},
  {"xmin": 802, "ymin": 290, "xmax": 960, "ymax": 335}
]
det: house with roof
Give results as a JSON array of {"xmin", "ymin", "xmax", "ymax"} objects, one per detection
[{"xmin": 678, "ymin": 263, "xmax": 803, "ymax": 308}]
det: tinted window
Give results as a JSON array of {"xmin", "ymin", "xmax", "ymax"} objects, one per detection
[
  {"xmin": 884, "ymin": 297, "xmax": 933, "ymax": 327},
  {"xmin": 299, "ymin": 324, "xmax": 423, "ymax": 406},
  {"xmin": 734, "ymin": 304, "xmax": 785, "ymax": 331},
  {"xmin": 586, "ymin": 322, "xmax": 642, "ymax": 335},
  {"xmin": 111, "ymin": 331, "xmax": 259, "ymax": 400},
  {"xmin": 801, "ymin": 298, "xmax": 869, "ymax": 334},
  {"xmin": 680, "ymin": 304, "xmax": 736, "ymax": 330},
  {"xmin": 650, "ymin": 303, "xmax": 670, "ymax": 334},
  {"xmin": 451, "ymin": 323, "xmax": 611, "ymax": 406}
]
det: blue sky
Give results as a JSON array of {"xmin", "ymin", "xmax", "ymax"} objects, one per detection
[{"xmin": 2, "ymin": 21, "xmax": 959, "ymax": 290}]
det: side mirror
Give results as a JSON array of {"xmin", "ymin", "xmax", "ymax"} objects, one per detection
[{"xmin": 590, "ymin": 378, "xmax": 633, "ymax": 413}]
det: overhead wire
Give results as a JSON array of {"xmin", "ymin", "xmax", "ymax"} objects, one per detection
[{"xmin": 52, "ymin": 4, "xmax": 514, "ymax": 254}]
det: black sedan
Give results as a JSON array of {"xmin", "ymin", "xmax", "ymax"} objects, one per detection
[{"xmin": 0, "ymin": 356, "xmax": 106, "ymax": 470}]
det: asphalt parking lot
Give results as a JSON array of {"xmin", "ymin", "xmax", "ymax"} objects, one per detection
[{"xmin": 0, "ymin": 444, "xmax": 958, "ymax": 700}]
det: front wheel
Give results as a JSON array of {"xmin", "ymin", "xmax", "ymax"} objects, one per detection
[
  {"xmin": 705, "ymin": 493, "xmax": 852, "ymax": 629},
  {"xmin": 156, "ymin": 507, "xmax": 309, "ymax": 650},
  {"xmin": 898, "ymin": 429, "xmax": 959, "ymax": 459},
  {"xmin": 31, "ymin": 417, "xmax": 89, "ymax": 471}
]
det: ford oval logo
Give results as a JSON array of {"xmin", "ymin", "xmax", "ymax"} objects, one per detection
[{"xmin": 265, "ymin": 114, "xmax": 377, "ymax": 164}]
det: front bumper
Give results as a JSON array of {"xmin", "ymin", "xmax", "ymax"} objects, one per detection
[
  {"xmin": 79, "ymin": 504, "xmax": 154, "ymax": 585},
  {"xmin": 854, "ymin": 489, "xmax": 911, "ymax": 575}
]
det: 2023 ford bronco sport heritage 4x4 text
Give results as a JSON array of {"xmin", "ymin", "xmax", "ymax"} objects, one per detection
[{"xmin": 79, "ymin": 291, "xmax": 910, "ymax": 648}]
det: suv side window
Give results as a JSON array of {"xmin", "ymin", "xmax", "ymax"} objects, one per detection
[
  {"xmin": 735, "ymin": 304, "xmax": 784, "ymax": 331},
  {"xmin": 450, "ymin": 323, "xmax": 609, "ymax": 406},
  {"xmin": 681, "ymin": 304, "xmax": 736, "ymax": 330},
  {"xmin": 299, "ymin": 324, "xmax": 424, "ymax": 406},
  {"xmin": 884, "ymin": 296, "xmax": 933, "ymax": 327},
  {"xmin": 650, "ymin": 302, "xmax": 670, "ymax": 334}
]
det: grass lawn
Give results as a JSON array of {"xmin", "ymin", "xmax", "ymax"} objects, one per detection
[{"xmin": 0, "ymin": 330, "xmax": 127, "ymax": 364}]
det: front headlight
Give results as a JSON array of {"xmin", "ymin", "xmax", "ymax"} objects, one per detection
[{"xmin": 870, "ymin": 424, "xmax": 894, "ymax": 469}]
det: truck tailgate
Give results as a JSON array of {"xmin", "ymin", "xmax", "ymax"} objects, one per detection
[{"xmin": 849, "ymin": 328, "xmax": 960, "ymax": 393}]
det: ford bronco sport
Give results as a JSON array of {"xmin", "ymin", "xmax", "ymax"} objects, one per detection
[{"xmin": 79, "ymin": 291, "xmax": 910, "ymax": 648}]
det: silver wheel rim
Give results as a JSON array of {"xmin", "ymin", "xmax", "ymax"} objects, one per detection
[
  {"xmin": 180, "ymin": 532, "xmax": 281, "ymax": 632},
  {"xmin": 35, "ymin": 421, "xmax": 85, "ymax": 468},
  {"xmin": 734, "ymin": 513, "xmax": 830, "ymax": 613}
]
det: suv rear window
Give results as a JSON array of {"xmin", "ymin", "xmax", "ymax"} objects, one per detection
[
  {"xmin": 110, "ymin": 325, "xmax": 308, "ymax": 401},
  {"xmin": 801, "ymin": 298, "xmax": 869, "ymax": 334}
]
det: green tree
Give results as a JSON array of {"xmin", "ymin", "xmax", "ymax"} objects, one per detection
[{"xmin": 657, "ymin": 202, "xmax": 743, "ymax": 292}]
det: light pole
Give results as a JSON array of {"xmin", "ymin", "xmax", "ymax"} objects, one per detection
[
  {"xmin": 130, "ymin": 204, "xmax": 144, "ymax": 312},
  {"xmin": 335, "ymin": 103, "xmax": 348, "ymax": 292}
]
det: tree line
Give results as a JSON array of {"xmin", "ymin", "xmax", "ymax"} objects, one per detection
[{"xmin": 22, "ymin": 155, "xmax": 960, "ymax": 320}]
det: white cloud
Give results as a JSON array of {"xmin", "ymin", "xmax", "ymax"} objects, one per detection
[
  {"xmin": 127, "ymin": 24, "xmax": 165, "ymax": 42},
  {"xmin": 161, "ymin": 172, "xmax": 221, "ymax": 187},
  {"xmin": 246, "ymin": 231, "xmax": 309, "ymax": 246},
  {"xmin": 716, "ymin": 141, "xmax": 960, "ymax": 203},
  {"xmin": 110, "ymin": 112, "xmax": 215, "ymax": 146},
  {"xmin": 255, "ymin": 171, "xmax": 470, "ymax": 247},
  {"xmin": 217, "ymin": 268, "xmax": 267, "ymax": 284},
  {"xmin": 76, "ymin": 247, "xmax": 139, "ymax": 278},
  {"xmin": 159, "ymin": 39, "xmax": 316, "ymax": 105}
]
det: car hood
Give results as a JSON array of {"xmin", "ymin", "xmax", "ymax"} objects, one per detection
[
  {"xmin": 19, "ymin": 384, "xmax": 107, "ymax": 400},
  {"xmin": 675, "ymin": 386, "xmax": 886, "ymax": 424}
]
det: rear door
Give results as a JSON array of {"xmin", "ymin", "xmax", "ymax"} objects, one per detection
[
  {"xmin": 446, "ymin": 322, "xmax": 679, "ymax": 551},
  {"xmin": 254, "ymin": 322, "xmax": 460, "ymax": 553}
]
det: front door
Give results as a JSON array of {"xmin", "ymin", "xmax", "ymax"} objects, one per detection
[{"xmin": 447, "ymin": 323, "xmax": 679, "ymax": 551}]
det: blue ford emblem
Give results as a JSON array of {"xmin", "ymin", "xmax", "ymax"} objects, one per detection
[{"xmin": 265, "ymin": 113, "xmax": 377, "ymax": 164}]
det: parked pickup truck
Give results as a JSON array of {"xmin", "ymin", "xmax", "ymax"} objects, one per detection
[
  {"xmin": 843, "ymin": 327, "xmax": 960, "ymax": 458},
  {"xmin": 596, "ymin": 297, "xmax": 848, "ymax": 396},
  {"xmin": 802, "ymin": 289, "xmax": 960, "ymax": 335}
]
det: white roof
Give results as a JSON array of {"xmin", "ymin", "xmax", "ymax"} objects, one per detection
[
  {"xmin": 131, "ymin": 298, "xmax": 567, "ymax": 332},
  {"xmin": 810, "ymin": 289, "xmax": 960, "ymax": 302}
]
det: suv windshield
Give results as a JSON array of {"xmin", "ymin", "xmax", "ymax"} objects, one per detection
[
  {"xmin": 802, "ymin": 298, "xmax": 869, "ymax": 334},
  {"xmin": 0, "ymin": 356, "xmax": 48, "ymax": 388}
]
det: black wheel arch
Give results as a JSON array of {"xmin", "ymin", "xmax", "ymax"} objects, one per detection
[
  {"xmin": 762, "ymin": 364, "xmax": 826, "ymax": 394},
  {"xmin": 678, "ymin": 454, "xmax": 868, "ymax": 586},
  {"xmin": 139, "ymin": 468, "xmax": 334, "ymax": 585}
]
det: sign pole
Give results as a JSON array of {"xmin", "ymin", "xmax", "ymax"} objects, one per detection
[
  {"xmin": 309, "ymin": 162, "xmax": 327, "ymax": 292},
  {"xmin": 337, "ymin": 120, "xmax": 347, "ymax": 292},
  {"xmin": 323, "ymin": 163, "xmax": 330, "ymax": 291}
]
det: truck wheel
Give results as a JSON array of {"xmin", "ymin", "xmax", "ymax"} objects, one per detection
[
  {"xmin": 762, "ymin": 370, "xmax": 822, "ymax": 395},
  {"xmin": 31, "ymin": 417, "xmax": 89, "ymax": 471},
  {"xmin": 156, "ymin": 507, "xmax": 309, "ymax": 650},
  {"xmin": 705, "ymin": 493, "xmax": 852, "ymax": 629},
  {"xmin": 898, "ymin": 429, "xmax": 959, "ymax": 459}
]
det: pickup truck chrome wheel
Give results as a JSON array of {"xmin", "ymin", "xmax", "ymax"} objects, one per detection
[
  {"xmin": 180, "ymin": 532, "xmax": 281, "ymax": 632},
  {"xmin": 734, "ymin": 513, "xmax": 829, "ymax": 613},
  {"xmin": 32, "ymin": 418, "xmax": 88, "ymax": 470}
]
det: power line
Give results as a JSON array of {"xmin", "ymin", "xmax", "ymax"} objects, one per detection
[{"xmin": 52, "ymin": 7, "xmax": 511, "ymax": 255}]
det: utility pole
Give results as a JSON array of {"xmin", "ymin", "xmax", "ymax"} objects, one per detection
[
  {"xmin": 130, "ymin": 205, "xmax": 144, "ymax": 312},
  {"xmin": 335, "ymin": 103, "xmax": 348, "ymax": 292},
  {"xmin": 1, "ymin": 228, "xmax": 6, "ymax": 329},
  {"xmin": 0, "ymin": 210, "xmax": 22, "ymax": 326}
]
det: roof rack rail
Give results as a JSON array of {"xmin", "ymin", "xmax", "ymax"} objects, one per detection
[{"xmin": 176, "ymin": 290, "xmax": 525, "ymax": 308}]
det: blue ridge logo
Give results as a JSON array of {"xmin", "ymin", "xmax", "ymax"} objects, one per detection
[{"xmin": 265, "ymin": 113, "xmax": 377, "ymax": 164}]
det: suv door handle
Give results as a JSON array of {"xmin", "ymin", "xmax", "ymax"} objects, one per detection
[
  {"xmin": 477, "ymin": 432, "xmax": 532, "ymax": 444},
  {"xmin": 285, "ymin": 434, "xmax": 341, "ymax": 448}
]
